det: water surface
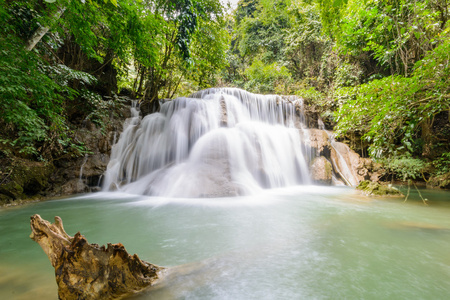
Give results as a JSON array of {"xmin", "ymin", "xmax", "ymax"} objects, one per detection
[{"xmin": 1, "ymin": 187, "xmax": 449, "ymax": 299}]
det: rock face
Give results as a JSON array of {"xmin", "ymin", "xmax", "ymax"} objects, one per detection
[
  {"xmin": 329, "ymin": 141, "xmax": 362, "ymax": 186},
  {"xmin": 0, "ymin": 159, "xmax": 54, "ymax": 204},
  {"xmin": 0, "ymin": 98, "xmax": 132, "ymax": 204},
  {"xmin": 47, "ymin": 100, "xmax": 132, "ymax": 197},
  {"xmin": 48, "ymin": 125, "xmax": 113, "ymax": 196},
  {"xmin": 307, "ymin": 129, "xmax": 331, "ymax": 157},
  {"xmin": 306, "ymin": 129, "xmax": 381, "ymax": 187},
  {"xmin": 310, "ymin": 156, "xmax": 333, "ymax": 185},
  {"xmin": 30, "ymin": 214, "xmax": 165, "ymax": 299}
]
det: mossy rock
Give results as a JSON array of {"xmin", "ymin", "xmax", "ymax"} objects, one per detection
[
  {"xmin": 0, "ymin": 158, "xmax": 54, "ymax": 203},
  {"xmin": 0, "ymin": 181, "xmax": 23, "ymax": 199},
  {"xmin": 357, "ymin": 180, "xmax": 403, "ymax": 197},
  {"xmin": 0, "ymin": 193, "xmax": 13, "ymax": 205}
]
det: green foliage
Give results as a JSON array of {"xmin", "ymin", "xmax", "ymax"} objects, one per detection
[
  {"xmin": 334, "ymin": 61, "xmax": 362, "ymax": 87},
  {"xmin": 187, "ymin": 16, "xmax": 229, "ymax": 88},
  {"xmin": 244, "ymin": 60, "xmax": 292, "ymax": 93},
  {"xmin": 283, "ymin": 1, "xmax": 331, "ymax": 82},
  {"xmin": 383, "ymin": 157, "xmax": 428, "ymax": 181},
  {"xmin": 0, "ymin": 34, "xmax": 66, "ymax": 156},
  {"xmin": 296, "ymin": 87, "xmax": 324, "ymax": 103},
  {"xmin": 335, "ymin": 33, "xmax": 450, "ymax": 158},
  {"xmin": 6, "ymin": 1, "xmax": 40, "ymax": 40},
  {"xmin": 0, "ymin": 0, "xmax": 114, "ymax": 159},
  {"xmin": 228, "ymin": 1, "xmax": 332, "ymax": 91},
  {"xmin": 235, "ymin": 0, "xmax": 290, "ymax": 63},
  {"xmin": 324, "ymin": 0, "xmax": 447, "ymax": 75},
  {"xmin": 129, "ymin": 0, "xmax": 228, "ymax": 102},
  {"xmin": 45, "ymin": 64, "xmax": 97, "ymax": 89},
  {"xmin": 318, "ymin": 0, "xmax": 348, "ymax": 36},
  {"xmin": 433, "ymin": 153, "xmax": 450, "ymax": 176}
]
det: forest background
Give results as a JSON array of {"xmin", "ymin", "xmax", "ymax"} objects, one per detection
[{"xmin": 0, "ymin": 0, "xmax": 449, "ymax": 201}]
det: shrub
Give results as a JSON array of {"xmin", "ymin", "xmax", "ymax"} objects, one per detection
[{"xmin": 244, "ymin": 60, "xmax": 292, "ymax": 94}]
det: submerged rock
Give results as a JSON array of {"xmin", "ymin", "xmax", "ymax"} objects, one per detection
[
  {"xmin": 357, "ymin": 180, "xmax": 403, "ymax": 197},
  {"xmin": 30, "ymin": 214, "xmax": 165, "ymax": 299}
]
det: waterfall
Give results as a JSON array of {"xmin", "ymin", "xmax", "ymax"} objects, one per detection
[
  {"xmin": 103, "ymin": 88, "xmax": 314, "ymax": 197},
  {"xmin": 79, "ymin": 154, "xmax": 89, "ymax": 181},
  {"xmin": 318, "ymin": 117, "xmax": 325, "ymax": 130}
]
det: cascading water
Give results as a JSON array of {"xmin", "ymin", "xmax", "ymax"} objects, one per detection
[
  {"xmin": 103, "ymin": 88, "xmax": 312, "ymax": 197},
  {"xmin": 317, "ymin": 117, "xmax": 359, "ymax": 186}
]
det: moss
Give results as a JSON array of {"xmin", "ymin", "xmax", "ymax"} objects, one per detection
[
  {"xmin": 0, "ymin": 181, "xmax": 23, "ymax": 199},
  {"xmin": 357, "ymin": 180, "xmax": 403, "ymax": 197},
  {"xmin": 0, "ymin": 158, "xmax": 54, "ymax": 203},
  {"xmin": 0, "ymin": 193, "xmax": 12, "ymax": 205}
]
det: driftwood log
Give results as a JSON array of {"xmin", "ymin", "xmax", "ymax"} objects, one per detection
[{"xmin": 29, "ymin": 214, "xmax": 165, "ymax": 299}]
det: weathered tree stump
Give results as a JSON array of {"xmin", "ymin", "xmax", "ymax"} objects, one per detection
[{"xmin": 29, "ymin": 214, "xmax": 165, "ymax": 299}]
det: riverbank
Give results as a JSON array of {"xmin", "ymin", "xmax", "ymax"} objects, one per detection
[{"xmin": 0, "ymin": 97, "xmax": 133, "ymax": 207}]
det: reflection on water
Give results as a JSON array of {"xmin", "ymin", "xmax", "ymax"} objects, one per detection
[{"xmin": 1, "ymin": 187, "xmax": 449, "ymax": 299}]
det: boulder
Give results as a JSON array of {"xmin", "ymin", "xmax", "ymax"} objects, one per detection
[
  {"xmin": 306, "ymin": 129, "xmax": 331, "ymax": 157},
  {"xmin": 310, "ymin": 156, "xmax": 333, "ymax": 185},
  {"xmin": 60, "ymin": 179, "xmax": 89, "ymax": 195}
]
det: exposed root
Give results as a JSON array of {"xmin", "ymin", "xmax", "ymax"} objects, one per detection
[{"xmin": 30, "ymin": 214, "xmax": 165, "ymax": 300}]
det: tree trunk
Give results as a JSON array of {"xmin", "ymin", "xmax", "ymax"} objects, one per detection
[
  {"xmin": 421, "ymin": 117, "xmax": 433, "ymax": 157},
  {"xmin": 25, "ymin": 6, "xmax": 66, "ymax": 51},
  {"xmin": 30, "ymin": 214, "xmax": 165, "ymax": 299}
]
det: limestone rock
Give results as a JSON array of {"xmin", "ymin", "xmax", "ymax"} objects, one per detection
[
  {"xmin": 45, "ymin": 100, "xmax": 131, "ymax": 198},
  {"xmin": 330, "ymin": 142, "xmax": 367, "ymax": 186},
  {"xmin": 307, "ymin": 129, "xmax": 331, "ymax": 157},
  {"xmin": 60, "ymin": 179, "xmax": 89, "ymax": 195},
  {"xmin": 310, "ymin": 156, "xmax": 333, "ymax": 185},
  {"xmin": 305, "ymin": 129, "xmax": 379, "ymax": 187}
]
